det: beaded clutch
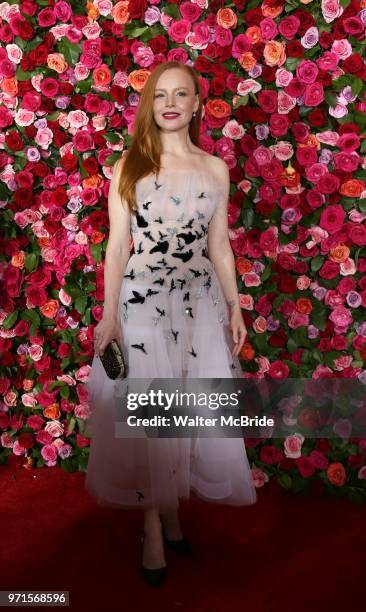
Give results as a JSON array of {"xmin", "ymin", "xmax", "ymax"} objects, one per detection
[{"xmin": 99, "ymin": 339, "xmax": 127, "ymax": 380}]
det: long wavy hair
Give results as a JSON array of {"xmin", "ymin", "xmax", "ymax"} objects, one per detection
[{"xmin": 117, "ymin": 61, "xmax": 203, "ymax": 214}]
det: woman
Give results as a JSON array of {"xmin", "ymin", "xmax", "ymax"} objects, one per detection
[{"xmin": 85, "ymin": 60, "xmax": 257, "ymax": 588}]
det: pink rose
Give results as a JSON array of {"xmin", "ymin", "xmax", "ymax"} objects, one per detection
[
  {"xmin": 284, "ymin": 433, "xmax": 304, "ymax": 458},
  {"xmin": 278, "ymin": 15, "xmax": 300, "ymax": 40},
  {"xmin": 251, "ymin": 467, "xmax": 269, "ymax": 487},
  {"xmin": 321, "ymin": 0, "xmax": 344, "ymax": 23},
  {"xmin": 338, "ymin": 132, "xmax": 360, "ymax": 152},
  {"xmin": 329, "ymin": 305, "xmax": 353, "ymax": 329},
  {"xmin": 316, "ymin": 51, "xmax": 339, "ymax": 72},
  {"xmin": 41, "ymin": 443, "xmax": 58, "ymax": 466},
  {"xmin": 306, "ymin": 189, "xmax": 325, "ymax": 210},
  {"xmin": 253, "ymin": 145, "xmax": 273, "ymax": 166},
  {"xmin": 275, "ymin": 68, "xmax": 293, "ymax": 88},
  {"xmin": 334, "ymin": 152, "xmax": 360, "ymax": 172},
  {"xmin": 278, "ymin": 91, "xmax": 296, "ymax": 114},
  {"xmin": 259, "ymin": 17, "xmax": 278, "ymax": 41},
  {"xmin": 305, "ymin": 163, "xmax": 328, "ymax": 183},
  {"xmin": 296, "ymin": 60, "xmax": 319, "ymax": 84},
  {"xmin": 296, "ymin": 147, "xmax": 318, "ymax": 167}
]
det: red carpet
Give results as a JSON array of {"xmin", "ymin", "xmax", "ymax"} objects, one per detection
[{"xmin": 0, "ymin": 462, "xmax": 364, "ymax": 611}]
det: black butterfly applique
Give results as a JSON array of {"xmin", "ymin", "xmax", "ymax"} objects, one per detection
[
  {"xmin": 124, "ymin": 269, "xmax": 135, "ymax": 280},
  {"xmin": 183, "ymin": 292, "xmax": 190, "ymax": 302},
  {"xmin": 136, "ymin": 241, "xmax": 144, "ymax": 254},
  {"xmin": 149, "ymin": 240, "xmax": 169, "ymax": 254},
  {"xmin": 182, "ymin": 218, "xmax": 194, "ymax": 229},
  {"xmin": 176, "ymin": 231, "xmax": 196, "ymax": 245},
  {"xmin": 175, "ymin": 239, "xmax": 185, "ymax": 252},
  {"xmin": 172, "ymin": 249, "xmax": 193, "ymax": 262},
  {"xmin": 166, "ymin": 265, "xmax": 177, "ymax": 275},
  {"xmin": 204, "ymin": 276, "xmax": 212, "ymax": 290},
  {"xmin": 131, "ymin": 343, "xmax": 147, "ymax": 354},
  {"xmin": 195, "ymin": 229, "xmax": 203, "ymax": 239},
  {"xmin": 198, "ymin": 192, "xmax": 207, "ymax": 199},
  {"xmin": 171, "ymin": 329, "xmax": 179, "ymax": 343},
  {"xmin": 128, "ymin": 291, "xmax": 145, "ymax": 304},
  {"xmin": 146, "ymin": 264, "xmax": 161, "ymax": 273},
  {"xmin": 153, "ymin": 278, "xmax": 165, "ymax": 286},
  {"xmin": 185, "ymin": 307, "xmax": 194, "ymax": 318},
  {"xmin": 135, "ymin": 211, "xmax": 148, "ymax": 228},
  {"xmin": 156, "ymin": 307, "xmax": 166, "ymax": 317},
  {"xmin": 188, "ymin": 346, "xmax": 197, "ymax": 357},
  {"xmin": 169, "ymin": 279, "xmax": 176, "ymax": 294},
  {"xmin": 177, "ymin": 278, "xmax": 186, "ymax": 290},
  {"xmin": 154, "ymin": 216, "xmax": 163, "ymax": 224},
  {"xmin": 143, "ymin": 230, "xmax": 155, "ymax": 242},
  {"xmin": 142, "ymin": 201, "xmax": 151, "ymax": 210},
  {"xmin": 189, "ymin": 268, "xmax": 202, "ymax": 278},
  {"xmin": 158, "ymin": 230, "xmax": 168, "ymax": 240},
  {"xmin": 157, "ymin": 257, "xmax": 168, "ymax": 267},
  {"xmin": 136, "ymin": 490, "xmax": 145, "ymax": 501},
  {"xmin": 146, "ymin": 289, "xmax": 159, "ymax": 297}
]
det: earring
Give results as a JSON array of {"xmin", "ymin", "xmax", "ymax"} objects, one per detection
[{"xmin": 192, "ymin": 111, "xmax": 196, "ymax": 117}]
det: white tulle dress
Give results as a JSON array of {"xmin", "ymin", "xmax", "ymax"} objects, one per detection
[{"xmin": 84, "ymin": 168, "xmax": 257, "ymax": 511}]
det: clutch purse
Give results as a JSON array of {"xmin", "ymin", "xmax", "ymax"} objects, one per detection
[{"xmin": 99, "ymin": 339, "xmax": 127, "ymax": 380}]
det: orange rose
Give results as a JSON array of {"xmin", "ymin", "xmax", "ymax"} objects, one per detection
[
  {"xmin": 38, "ymin": 237, "xmax": 50, "ymax": 248},
  {"xmin": 236, "ymin": 257, "xmax": 253, "ymax": 275},
  {"xmin": 339, "ymin": 179, "xmax": 365, "ymax": 198},
  {"xmin": 83, "ymin": 175, "xmax": 103, "ymax": 189},
  {"xmin": 128, "ymin": 69, "xmax": 151, "ymax": 93},
  {"xmin": 327, "ymin": 462, "xmax": 346, "ymax": 486},
  {"xmin": 11, "ymin": 251, "xmax": 25, "ymax": 268},
  {"xmin": 1, "ymin": 77, "xmax": 18, "ymax": 96},
  {"xmin": 279, "ymin": 164, "xmax": 300, "ymax": 188},
  {"xmin": 239, "ymin": 293, "xmax": 254, "ymax": 310},
  {"xmin": 239, "ymin": 52, "xmax": 257, "ymax": 71},
  {"xmin": 47, "ymin": 53, "xmax": 68, "ymax": 74},
  {"xmin": 246, "ymin": 26, "xmax": 262, "ymax": 44},
  {"xmin": 205, "ymin": 98, "xmax": 231, "ymax": 120},
  {"xmin": 23, "ymin": 379, "xmax": 34, "ymax": 391},
  {"xmin": 93, "ymin": 64, "xmax": 112, "ymax": 87},
  {"xmin": 87, "ymin": 1, "xmax": 99, "ymax": 19},
  {"xmin": 262, "ymin": 0, "xmax": 285, "ymax": 18},
  {"xmin": 91, "ymin": 230, "xmax": 104, "ymax": 244},
  {"xmin": 295, "ymin": 298, "xmax": 313, "ymax": 315},
  {"xmin": 240, "ymin": 342, "xmax": 255, "ymax": 361},
  {"xmin": 111, "ymin": 0, "xmax": 130, "ymax": 24},
  {"xmin": 298, "ymin": 134, "xmax": 320, "ymax": 150},
  {"xmin": 40, "ymin": 300, "xmax": 59, "ymax": 319},
  {"xmin": 43, "ymin": 403, "xmax": 61, "ymax": 420},
  {"xmin": 263, "ymin": 41, "xmax": 286, "ymax": 67},
  {"xmin": 216, "ymin": 7, "xmax": 237, "ymax": 28},
  {"xmin": 330, "ymin": 245, "xmax": 350, "ymax": 263}
]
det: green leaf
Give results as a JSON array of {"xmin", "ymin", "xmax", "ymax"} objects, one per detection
[
  {"xmin": 90, "ymin": 243, "xmax": 102, "ymax": 264},
  {"xmin": 351, "ymin": 78, "xmax": 363, "ymax": 97},
  {"xmin": 278, "ymin": 473, "xmax": 292, "ymax": 490},
  {"xmin": 3, "ymin": 310, "xmax": 18, "ymax": 329},
  {"xmin": 310, "ymin": 255, "xmax": 324, "ymax": 272},
  {"xmin": 25, "ymin": 253, "xmax": 38, "ymax": 272},
  {"xmin": 75, "ymin": 295, "xmax": 87, "ymax": 315}
]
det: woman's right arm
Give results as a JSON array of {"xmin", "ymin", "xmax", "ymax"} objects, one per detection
[{"xmin": 93, "ymin": 154, "xmax": 131, "ymax": 356}]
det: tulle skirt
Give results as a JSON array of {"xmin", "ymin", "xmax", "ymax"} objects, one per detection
[{"xmin": 84, "ymin": 268, "xmax": 257, "ymax": 511}]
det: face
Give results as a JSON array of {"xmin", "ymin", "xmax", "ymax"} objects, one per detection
[{"xmin": 153, "ymin": 68, "xmax": 199, "ymax": 129}]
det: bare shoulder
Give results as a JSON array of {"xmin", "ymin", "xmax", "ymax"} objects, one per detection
[{"xmin": 203, "ymin": 153, "xmax": 229, "ymax": 190}]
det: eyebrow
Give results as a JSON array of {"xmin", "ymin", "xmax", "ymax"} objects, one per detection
[{"xmin": 155, "ymin": 87, "xmax": 189, "ymax": 91}]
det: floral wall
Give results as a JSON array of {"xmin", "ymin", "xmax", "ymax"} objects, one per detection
[{"xmin": 1, "ymin": 0, "xmax": 366, "ymax": 503}]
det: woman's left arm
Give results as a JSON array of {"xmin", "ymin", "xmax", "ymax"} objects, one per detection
[{"xmin": 207, "ymin": 159, "xmax": 247, "ymax": 358}]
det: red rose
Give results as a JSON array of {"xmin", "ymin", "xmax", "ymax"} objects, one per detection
[
  {"xmin": 304, "ymin": 82, "xmax": 324, "ymax": 106},
  {"xmin": 259, "ymin": 445, "xmax": 284, "ymax": 465},
  {"xmin": 319, "ymin": 260, "xmax": 340, "ymax": 279},
  {"xmin": 269, "ymin": 113, "xmax": 289, "ymax": 137},
  {"xmin": 318, "ymin": 173, "xmax": 340, "ymax": 194},
  {"xmin": 5, "ymin": 131, "xmax": 24, "ymax": 151},
  {"xmin": 307, "ymin": 108, "xmax": 327, "ymax": 127},
  {"xmin": 343, "ymin": 53, "xmax": 363, "ymax": 74},
  {"xmin": 295, "ymin": 456, "xmax": 316, "ymax": 478},
  {"xmin": 257, "ymin": 89, "xmax": 278, "ymax": 113}
]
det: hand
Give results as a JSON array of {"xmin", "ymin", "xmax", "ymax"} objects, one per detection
[
  {"xmin": 93, "ymin": 317, "xmax": 123, "ymax": 357},
  {"xmin": 230, "ymin": 308, "xmax": 247, "ymax": 358}
]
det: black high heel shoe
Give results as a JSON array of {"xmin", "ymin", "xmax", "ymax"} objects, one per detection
[
  {"xmin": 140, "ymin": 533, "xmax": 167, "ymax": 588},
  {"xmin": 161, "ymin": 525, "xmax": 193, "ymax": 554}
]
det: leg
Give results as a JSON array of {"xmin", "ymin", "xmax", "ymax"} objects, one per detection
[
  {"xmin": 159, "ymin": 508, "xmax": 183, "ymax": 541},
  {"xmin": 142, "ymin": 507, "xmax": 166, "ymax": 569}
]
